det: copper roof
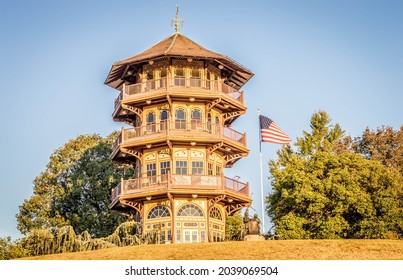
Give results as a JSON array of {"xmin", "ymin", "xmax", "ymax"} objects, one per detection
[{"xmin": 105, "ymin": 33, "xmax": 253, "ymax": 90}]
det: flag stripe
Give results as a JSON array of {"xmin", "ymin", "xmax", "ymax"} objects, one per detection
[{"xmin": 259, "ymin": 115, "xmax": 291, "ymax": 145}]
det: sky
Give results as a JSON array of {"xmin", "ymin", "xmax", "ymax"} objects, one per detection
[{"xmin": 0, "ymin": 0, "xmax": 402, "ymax": 239}]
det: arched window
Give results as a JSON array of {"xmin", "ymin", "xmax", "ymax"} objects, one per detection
[
  {"xmin": 177, "ymin": 204, "xmax": 204, "ymax": 217},
  {"xmin": 209, "ymin": 207, "xmax": 223, "ymax": 221},
  {"xmin": 147, "ymin": 205, "xmax": 171, "ymax": 219},
  {"xmin": 191, "ymin": 109, "xmax": 202, "ymax": 130},
  {"xmin": 175, "ymin": 108, "xmax": 186, "ymax": 130},
  {"xmin": 146, "ymin": 112, "xmax": 156, "ymax": 132},
  {"xmin": 160, "ymin": 110, "xmax": 169, "ymax": 131}
]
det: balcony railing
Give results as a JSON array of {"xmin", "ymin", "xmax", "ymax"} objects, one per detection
[
  {"xmin": 116, "ymin": 77, "xmax": 244, "ymax": 105},
  {"xmin": 111, "ymin": 174, "xmax": 249, "ymax": 202},
  {"xmin": 112, "ymin": 121, "xmax": 246, "ymax": 153}
]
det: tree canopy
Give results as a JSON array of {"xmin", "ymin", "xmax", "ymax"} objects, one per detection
[
  {"xmin": 267, "ymin": 111, "xmax": 403, "ymax": 239},
  {"xmin": 16, "ymin": 133, "xmax": 132, "ymax": 237}
]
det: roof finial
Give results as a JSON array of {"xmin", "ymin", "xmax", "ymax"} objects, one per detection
[{"xmin": 171, "ymin": 4, "xmax": 184, "ymax": 33}]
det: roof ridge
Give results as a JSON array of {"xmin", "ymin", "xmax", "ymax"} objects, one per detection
[{"xmin": 165, "ymin": 32, "xmax": 179, "ymax": 55}]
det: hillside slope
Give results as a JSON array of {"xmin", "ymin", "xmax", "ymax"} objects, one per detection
[{"xmin": 22, "ymin": 240, "xmax": 403, "ymax": 260}]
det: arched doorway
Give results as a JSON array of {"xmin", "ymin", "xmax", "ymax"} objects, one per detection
[{"xmin": 176, "ymin": 203, "xmax": 206, "ymax": 243}]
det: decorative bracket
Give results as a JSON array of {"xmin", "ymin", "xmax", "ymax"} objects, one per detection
[
  {"xmin": 207, "ymin": 142, "xmax": 224, "ymax": 157},
  {"xmin": 206, "ymin": 98, "xmax": 221, "ymax": 112},
  {"xmin": 208, "ymin": 194, "xmax": 226, "ymax": 209},
  {"xmin": 224, "ymin": 153, "xmax": 247, "ymax": 167},
  {"xmin": 121, "ymin": 147, "xmax": 143, "ymax": 161},
  {"xmin": 122, "ymin": 104, "xmax": 143, "ymax": 120},
  {"xmin": 113, "ymin": 117, "xmax": 134, "ymax": 126},
  {"xmin": 120, "ymin": 199, "xmax": 144, "ymax": 218},
  {"xmin": 223, "ymin": 111, "xmax": 244, "ymax": 122},
  {"xmin": 224, "ymin": 202, "xmax": 250, "ymax": 217}
]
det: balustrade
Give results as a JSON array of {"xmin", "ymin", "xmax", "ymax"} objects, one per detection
[
  {"xmin": 114, "ymin": 77, "xmax": 244, "ymax": 105},
  {"xmin": 111, "ymin": 174, "xmax": 249, "ymax": 201},
  {"xmin": 111, "ymin": 121, "xmax": 246, "ymax": 154}
]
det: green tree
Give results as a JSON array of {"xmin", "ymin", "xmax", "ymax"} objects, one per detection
[
  {"xmin": 267, "ymin": 111, "xmax": 403, "ymax": 239},
  {"xmin": 225, "ymin": 211, "xmax": 245, "ymax": 241},
  {"xmin": 16, "ymin": 133, "xmax": 131, "ymax": 237},
  {"xmin": 354, "ymin": 125, "xmax": 403, "ymax": 173},
  {"xmin": 0, "ymin": 237, "xmax": 27, "ymax": 260}
]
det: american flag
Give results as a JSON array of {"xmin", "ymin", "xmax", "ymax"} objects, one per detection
[{"xmin": 259, "ymin": 115, "xmax": 291, "ymax": 144}]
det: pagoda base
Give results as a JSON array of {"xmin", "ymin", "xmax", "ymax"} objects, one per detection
[{"xmin": 244, "ymin": 235, "xmax": 265, "ymax": 241}]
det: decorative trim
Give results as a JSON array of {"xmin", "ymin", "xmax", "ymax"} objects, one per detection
[
  {"xmin": 224, "ymin": 153, "xmax": 247, "ymax": 167},
  {"xmin": 224, "ymin": 203, "xmax": 250, "ymax": 216},
  {"xmin": 207, "ymin": 142, "xmax": 224, "ymax": 157},
  {"xmin": 120, "ymin": 199, "xmax": 144, "ymax": 217},
  {"xmin": 121, "ymin": 148, "xmax": 143, "ymax": 161},
  {"xmin": 223, "ymin": 111, "xmax": 244, "ymax": 121},
  {"xmin": 122, "ymin": 104, "xmax": 143, "ymax": 120},
  {"xmin": 206, "ymin": 98, "xmax": 221, "ymax": 112}
]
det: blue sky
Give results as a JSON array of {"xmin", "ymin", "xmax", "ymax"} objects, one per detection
[{"xmin": 0, "ymin": 0, "xmax": 402, "ymax": 239}]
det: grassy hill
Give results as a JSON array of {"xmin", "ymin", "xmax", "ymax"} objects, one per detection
[{"xmin": 22, "ymin": 240, "xmax": 403, "ymax": 260}]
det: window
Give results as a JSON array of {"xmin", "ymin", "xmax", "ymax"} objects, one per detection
[
  {"xmin": 210, "ymin": 207, "xmax": 223, "ymax": 221},
  {"xmin": 200, "ymin": 231, "xmax": 206, "ymax": 242},
  {"xmin": 160, "ymin": 68, "xmax": 167, "ymax": 88},
  {"xmin": 192, "ymin": 161, "xmax": 204, "ymax": 175},
  {"xmin": 175, "ymin": 160, "xmax": 187, "ymax": 174},
  {"xmin": 175, "ymin": 108, "xmax": 186, "ymax": 130},
  {"xmin": 177, "ymin": 204, "xmax": 204, "ymax": 217},
  {"xmin": 174, "ymin": 67, "xmax": 185, "ymax": 86},
  {"xmin": 146, "ymin": 112, "xmax": 156, "ymax": 132},
  {"xmin": 160, "ymin": 110, "xmax": 168, "ymax": 131},
  {"xmin": 176, "ymin": 229, "xmax": 181, "ymax": 243},
  {"xmin": 167, "ymin": 230, "xmax": 172, "ymax": 241},
  {"xmin": 147, "ymin": 163, "xmax": 156, "ymax": 176},
  {"xmin": 207, "ymin": 70, "xmax": 219, "ymax": 91},
  {"xmin": 191, "ymin": 109, "xmax": 202, "ymax": 130},
  {"xmin": 214, "ymin": 116, "xmax": 220, "ymax": 134},
  {"xmin": 147, "ymin": 163, "xmax": 156, "ymax": 183},
  {"xmin": 216, "ymin": 165, "xmax": 222, "ymax": 176},
  {"xmin": 207, "ymin": 113, "xmax": 212, "ymax": 132},
  {"xmin": 147, "ymin": 205, "xmax": 170, "ymax": 219},
  {"xmin": 190, "ymin": 68, "xmax": 201, "ymax": 87},
  {"xmin": 146, "ymin": 71, "xmax": 155, "ymax": 90},
  {"xmin": 160, "ymin": 161, "xmax": 170, "ymax": 182},
  {"xmin": 208, "ymin": 162, "xmax": 214, "ymax": 175}
]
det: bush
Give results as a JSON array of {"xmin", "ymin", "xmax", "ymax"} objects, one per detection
[{"xmin": 0, "ymin": 236, "xmax": 28, "ymax": 260}]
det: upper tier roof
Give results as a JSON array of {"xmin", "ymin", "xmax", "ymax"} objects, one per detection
[{"xmin": 105, "ymin": 33, "xmax": 253, "ymax": 90}]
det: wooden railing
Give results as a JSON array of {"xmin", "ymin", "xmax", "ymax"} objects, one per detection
[
  {"xmin": 111, "ymin": 174, "xmax": 249, "ymax": 201},
  {"xmin": 115, "ymin": 77, "xmax": 244, "ymax": 105},
  {"xmin": 111, "ymin": 122, "xmax": 246, "ymax": 152}
]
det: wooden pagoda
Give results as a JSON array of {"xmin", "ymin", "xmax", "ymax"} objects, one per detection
[{"xmin": 105, "ymin": 14, "xmax": 253, "ymax": 243}]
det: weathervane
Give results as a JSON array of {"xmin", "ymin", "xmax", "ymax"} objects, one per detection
[{"xmin": 171, "ymin": 5, "xmax": 184, "ymax": 33}]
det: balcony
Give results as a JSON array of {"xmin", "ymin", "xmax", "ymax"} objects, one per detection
[
  {"xmin": 111, "ymin": 174, "xmax": 250, "ymax": 203},
  {"xmin": 111, "ymin": 121, "xmax": 247, "ymax": 155},
  {"xmin": 113, "ymin": 77, "xmax": 244, "ymax": 112}
]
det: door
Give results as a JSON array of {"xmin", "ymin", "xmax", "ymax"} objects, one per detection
[{"xmin": 184, "ymin": 230, "xmax": 198, "ymax": 243}]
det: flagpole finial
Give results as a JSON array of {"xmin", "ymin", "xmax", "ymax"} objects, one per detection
[{"xmin": 171, "ymin": 4, "xmax": 184, "ymax": 33}]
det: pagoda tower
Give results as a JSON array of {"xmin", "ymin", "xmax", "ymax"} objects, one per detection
[{"xmin": 105, "ymin": 12, "xmax": 253, "ymax": 243}]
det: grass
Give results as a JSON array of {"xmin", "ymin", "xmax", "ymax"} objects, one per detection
[{"xmin": 22, "ymin": 239, "xmax": 403, "ymax": 260}]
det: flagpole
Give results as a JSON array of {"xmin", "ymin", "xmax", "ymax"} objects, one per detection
[{"xmin": 257, "ymin": 109, "xmax": 265, "ymax": 234}]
